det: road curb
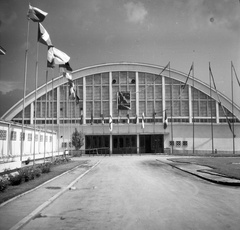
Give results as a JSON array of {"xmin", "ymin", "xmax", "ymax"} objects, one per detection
[
  {"xmin": 156, "ymin": 159, "xmax": 240, "ymax": 186},
  {"xmin": 9, "ymin": 160, "xmax": 101, "ymax": 230}
]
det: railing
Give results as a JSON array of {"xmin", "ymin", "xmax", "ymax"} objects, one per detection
[{"xmin": 69, "ymin": 147, "xmax": 110, "ymax": 157}]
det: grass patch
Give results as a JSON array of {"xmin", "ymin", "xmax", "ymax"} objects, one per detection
[{"xmin": 170, "ymin": 157, "xmax": 240, "ymax": 180}]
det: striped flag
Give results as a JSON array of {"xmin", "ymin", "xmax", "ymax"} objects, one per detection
[
  {"xmin": 164, "ymin": 110, "xmax": 168, "ymax": 129},
  {"xmin": 28, "ymin": 4, "xmax": 48, "ymax": 22},
  {"xmin": 38, "ymin": 23, "xmax": 52, "ymax": 46},
  {"xmin": 47, "ymin": 46, "xmax": 70, "ymax": 68},
  {"xmin": 59, "ymin": 62, "xmax": 73, "ymax": 73},
  {"xmin": 141, "ymin": 112, "xmax": 145, "ymax": 129},
  {"xmin": 109, "ymin": 115, "xmax": 113, "ymax": 132}
]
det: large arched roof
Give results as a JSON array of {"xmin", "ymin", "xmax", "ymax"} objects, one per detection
[{"xmin": 2, "ymin": 62, "xmax": 240, "ymax": 121}]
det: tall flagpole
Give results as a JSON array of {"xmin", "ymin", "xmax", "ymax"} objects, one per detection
[
  {"xmin": 21, "ymin": 18, "xmax": 30, "ymax": 164},
  {"xmin": 209, "ymin": 63, "xmax": 214, "ymax": 154},
  {"xmin": 231, "ymin": 61, "xmax": 235, "ymax": 155},
  {"xmin": 192, "ymin": 62, "xmax": 195, "ymax": 155},
  {"xmin": 44, "ymin": 70, "xmax": 48, "ymax": 163},
  {"xmin": 170, "ymin": 63, "xmax": 173, "ymax": 155},
  {"xmin": 51, "ymin": 78, "xmax": 54, "ymax": 160}
]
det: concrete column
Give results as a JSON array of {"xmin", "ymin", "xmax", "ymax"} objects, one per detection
[
  {"xmin": 136, "ymin": 72, "xmax": 139, "ymax": 123},
  {"xmin": 109, "ymin": 72, "xmax": 113, "ymax": 117}
]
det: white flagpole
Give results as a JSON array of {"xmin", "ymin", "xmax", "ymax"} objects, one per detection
[
  {"xmin": 21, "ymin": 18, "xmax": 30, "ymax": 164},
  {"xmin": 192, "ymin": 62, "xmax": 195, "ymax": 155},
  {"xmin": 209, "ymin": 63, "xmax": 214, "ymax": 154},
  {"xmin": 44, "ymin": 70, "xmax": 48, "ymax": 163},
  {"xmin": 170, "ymin": 63, "xmax": 173, "ymax": 155},
  {"xmin": 231, "ymin": 62, "xmax": 235, "ymax": 154},
  {"xmin": 51, "ymin": 78, "xmax": 54, "ymax": 160}
]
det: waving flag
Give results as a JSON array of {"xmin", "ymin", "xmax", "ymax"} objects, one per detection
[
  {"xmin": 164, "ymin": 110, "xmax": 168, "ymax": 129},
  {"xmin": 47, "ymin": 46, "xmax": 70, "ymax": 68},
  {"xmin": 127, "ymin": 114, "xmax": 130, "ymax": 124},
  {"xmin": 28, "ymin": 4, "xmax": 48, "ymax": 22},
  {"xmin": 109, "ymin": 115, "xmax": 113, "ymax": 132},
  {"xmin": 141, "ymin": 112, "xmax": 145, "ymax": 129},
  {"xmin": 101, "ymin": 114, "xmax": 104, "ymax": 125},
  {"xmin": 68, "ymin": 80, "xmax": 76, "ymax": 98},
  {"xmin": 59, "ymin": 62, "xmax": 73, "ymax": 73},
  {"xmin": 0, "ymin": 46, "xmax": 6, "ymax": 55},
  {"xmin": 38, "ymin": 23, "xmax": 52, "ymax": 46},
  {"xmin": 63, "ymin": 72, "xmax": 73, "ymax": 80}
]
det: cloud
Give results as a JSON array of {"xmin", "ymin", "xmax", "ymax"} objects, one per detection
[
  {"xmin": 183, "ymin": 0, "xmax": 240, "ymax": 31},
  {"xmin": 124, "ymin": 1, "xmax": 148, "ymax": 24},
  {"xmin": 0, "ymin": 4, "xmax": 17, "ymax": 32},
  {"xmin": 0, "ymin": 80, "xmax": 23, "ymax": 94}
]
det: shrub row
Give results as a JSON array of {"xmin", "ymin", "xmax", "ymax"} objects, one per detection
[{"xmin": 0, "ymin": 156, "xmax": 71, "ymax": 192}]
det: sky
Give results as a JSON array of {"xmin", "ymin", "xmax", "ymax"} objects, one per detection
[{"xmin": 1, "ymin": 0, "xmax": 240, "ymax": 118}]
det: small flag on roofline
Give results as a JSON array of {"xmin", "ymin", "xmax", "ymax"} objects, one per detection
[
  {"xmin": 38, "ymin": 23, "xmax": 52, "ymax": 46},
  {"xmin": 109, "ymin": 115, "xmax": 113, "ymax": 132},
  {"xmin": 28, "ymin": 4, "xmax": 48, "ymax": 22},
  {"xmin": 164, "ymin": 110, "xmax": 168, "ymax": 129},
  {"xmin": 141, "ymin": 112, "xmax": 145, "ymax": 129}
]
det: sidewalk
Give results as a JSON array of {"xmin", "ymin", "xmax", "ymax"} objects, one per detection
[
  {"xmin": 157, "ymin": 157, "xmax": 240, "ymax": 186},
  {"xmin": 0, "ymin": 157, "xmax": 102, "ymax": 230}
]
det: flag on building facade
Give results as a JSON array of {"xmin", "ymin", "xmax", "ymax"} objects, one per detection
[
  {"xmin": 28, "ymin": 4, "xmax": 48, "ymax": 22},
  {"xmin": 38, "ymin": 23, "xmax": 52, "ymax": 46},
  {"xmin": 109, "ymin": 115, "xmax": 113, "ymax": 132},
  {"xmin": 164, "ymin": 110, "xmax": 168, "ymax": 129},
  {"xmin": 134, "ymin": 114, "xmax": 138, "ymax": 124},
  {"xmin": 68, "ymin": 79, "xmax": 76, "ymax": 99},
  {"xmin": 127, "ymin": 114, "xmax": 130, "ymax": 124},
  {"xmin": 141, "ymin": 112, "xmax": 145, "ymax": 129},
  {"xmin": 101, "ymin": 114, "xmax": 104, "ymax": 125}
]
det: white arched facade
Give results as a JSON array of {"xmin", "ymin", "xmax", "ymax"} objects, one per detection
[{"xmin": 2, "ymin": 63, "xmax": 240, "ymax": 155}]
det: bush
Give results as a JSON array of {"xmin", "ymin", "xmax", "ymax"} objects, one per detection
[
  {"xmin": 0, "ymin": 177, "xmax": 9, "ymax": 192},
  {"xmin": 20, "ymin": 167, "xmax": 35, "ymax": 182},
  {"xmin": 33, "ymin": 167, "xmax": 42, "ymax": 177},
  {"xmin": 9, "ymin": 172, "xmax": 23, "ymax": 186},
  {"xmin": 41, "ymin": 162, "xmax": 51, "ymax": 173}
]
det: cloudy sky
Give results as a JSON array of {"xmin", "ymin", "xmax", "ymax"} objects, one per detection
[{"xmin": 1, "ymin": 0, "xmax": 240, "ymax": 117}]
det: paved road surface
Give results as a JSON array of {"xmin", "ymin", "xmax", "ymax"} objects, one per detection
[{"xmin": 20, "ymin": 156, "xmax": 240, "ymax": 230}]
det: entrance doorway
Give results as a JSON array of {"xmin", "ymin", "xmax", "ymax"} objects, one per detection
[
  {"xmin": 140, "ymin": 135, "xmax": 164, "ymax": 154},
  {"xmin": 112, "ymin": 135, "xmax": 137, "ymax": 154},
  {"xmin": 85, "ymin": 135, "xmax": 110, "ymax": 155}
]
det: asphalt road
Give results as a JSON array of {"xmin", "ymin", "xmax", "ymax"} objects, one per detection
[{"xmin": 21, "ymin": 156, "xmax": 240, "ymax": 230}]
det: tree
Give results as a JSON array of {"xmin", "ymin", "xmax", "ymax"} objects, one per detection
[{"xmin": 71, "ymin": 128, "xmax": 84, "ymax": 150}]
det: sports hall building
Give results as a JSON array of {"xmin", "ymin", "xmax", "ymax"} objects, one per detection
[{"xmin": 2, "ymin": 63, "xmax": 240, "ymax": 155}]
